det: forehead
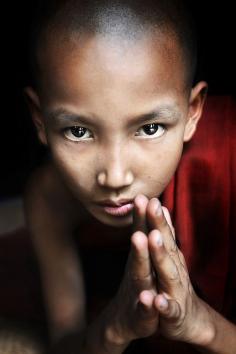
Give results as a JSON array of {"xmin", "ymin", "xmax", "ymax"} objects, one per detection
[{"xmin": 37, "ymin": 30, "xmax": 187, "ymax": 107}]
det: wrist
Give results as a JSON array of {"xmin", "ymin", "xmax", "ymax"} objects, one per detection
[
  {"xmin": 101, "ymin": 300, "xmax": 131, "ymax": 352},
  {"xmin": 193, "ymin": 304, "xmax": 236, "ymax": 354},
  {"xmin": 103, "ymin": 326, "xmax": 130, "ymax": 352},
  {"xmin": 190, "ymin": 299, "xmax": 216, "ymax": 348}
]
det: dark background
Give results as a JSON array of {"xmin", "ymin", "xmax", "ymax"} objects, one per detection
[{"xmin": 1, "ymin": 1, "xmax": 235, "ymax": 198}]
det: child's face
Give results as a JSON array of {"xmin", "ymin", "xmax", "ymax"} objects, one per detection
[{"xmin": 27, "ymin": 31, "xmax": 207, "ymax": 227}]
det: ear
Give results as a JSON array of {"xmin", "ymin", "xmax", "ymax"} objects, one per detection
[
  {"xmin": 183, "ymin": 81, "xmax": 208, "ymax": 142},
  {"xmin": 23, "ymin": 87, "xmax": 48, "ymax": 145}
]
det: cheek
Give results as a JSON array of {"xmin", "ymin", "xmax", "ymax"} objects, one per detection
[
  {"xmin": 161, "ymin": 146, "xmax": 182, "ymax": 178},
  {"xmin": 49, "ymin": 142, "xmax": 94, "ymax": 187},
  {"xmin": 144, "ymin": 140, "xmax": 183, "ymax": 188}
]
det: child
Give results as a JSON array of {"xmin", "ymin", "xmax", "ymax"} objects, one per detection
[{"xmin": 24, "ymin": 0, "xmax": 236, "ymax": 353}]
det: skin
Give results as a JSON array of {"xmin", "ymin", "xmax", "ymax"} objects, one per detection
[
  {"xmin": 108, "ymin": 195, "xmax": 215, "ymax": 346},
  {"xmin": 26, "ymin": 30, "xmax": 207, "ymax": 228},
  {"xmin": 24, "ymin": 29, "xmax": 236, "ymax": 354}
]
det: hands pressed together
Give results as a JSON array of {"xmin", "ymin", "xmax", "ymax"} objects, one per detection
[{"xmin": 107, "ymin": 194, "xmax": 215, "ymax": 348}]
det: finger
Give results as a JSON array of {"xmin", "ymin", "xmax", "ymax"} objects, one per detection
[
  {"xmin": 162, "ymin": 207, "xmax": 175, "ymax": 240},
  {"xmin": 154, "ymin": 293, "xmax": 181, "ymax": 320},
  {"xmin": 147, "ymin": 198, "xmax": 177, "ymax": 253},
  {"xmin": 148, "ymin": 230, "xmax": 182, "ymax": 295},
  {"xmin": 128, "ymin": 231, "xmax": 153, "ymax": 289},
  {"xmin": 132, "ymin": 194, "xmax": 149, "ymax": 234},
  {"xmin": 154, "ymin": 205, "xmax": 188, "ymax": 277},
  {"xmin": 137, "ymin": 290, "xmax": 157, "ymax": 318}
]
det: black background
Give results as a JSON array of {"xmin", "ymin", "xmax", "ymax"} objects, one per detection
[{"xmin": 1, "ymin": 1, "xmax": 235, "ymax": 197}]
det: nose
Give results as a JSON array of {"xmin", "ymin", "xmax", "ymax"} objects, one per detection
[{"xmin": 97, "ymin": 143, "xmax": 134, "ymax": 189}]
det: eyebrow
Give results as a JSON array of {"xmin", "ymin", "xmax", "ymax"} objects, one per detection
[{"xmin": 45, "ymin": 105, "xmax": 181, "ymax": 126}]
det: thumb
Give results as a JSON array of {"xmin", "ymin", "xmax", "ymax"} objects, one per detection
[
  {"xmin": 154, "ymin": 294, "xmax": 181, "ymax": 320},
  {"xmin": 137, "ymin": 290, "xmax": 157, "ymax": 319}
]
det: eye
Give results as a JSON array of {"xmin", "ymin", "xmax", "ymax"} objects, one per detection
[
  {"xmin": 135, "ymin": 123, "xmax": 165, "ymax": 138},
  {"xmin": 64, "ymin": 126, "xmax": 92, "ymax": 141}
]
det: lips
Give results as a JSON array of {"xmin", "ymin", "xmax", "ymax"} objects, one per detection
[
  {"xmin": 95, "ymin": 198, "xmax": 134, "ymax": 216},
  {"xmin": 96, "ymin": 199, "xmax": 134, "ymax": 207}
]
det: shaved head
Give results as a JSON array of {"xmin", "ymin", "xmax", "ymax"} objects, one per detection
[{"xmin": 29, "ymin": 0, "xmax": 197, "ymax": 91}]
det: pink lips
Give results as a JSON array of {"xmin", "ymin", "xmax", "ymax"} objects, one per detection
[
  {"xmin": 102, "ymin": 202, "xmax": 134, "ymax": 216},
  {"xmin": 96, "ymin": 198, "xmax": 134, "ymax": 216}
]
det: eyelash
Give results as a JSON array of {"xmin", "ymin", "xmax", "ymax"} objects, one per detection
[{"xmin": 63, "ymin": 123, "xmax": 166, "ymax": 142}]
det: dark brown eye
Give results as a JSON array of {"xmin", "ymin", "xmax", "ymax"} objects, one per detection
[
  {"xmin": 136, "ymin": 123, "xmax": 165, "ymax": 138},
  {"xmin": 143, "ymin": 123, "xmax": 159, "ymax": 135},
  {"xmin": 64, "ymin": 126, "xmax": 92, "ymax": 141},
  {"xmin": 71, "ymin": 126, "xmax": 87, "ymax": 138}
]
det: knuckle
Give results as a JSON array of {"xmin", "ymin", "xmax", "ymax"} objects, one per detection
[
  {"xmin": 178, "ymin": 251, "xmax": 187, "ymax": 266},
  {"xmin": 170, "ymin": 240, "xmax": 178, "ymax": 253},
  {"xmin": 169, "ymin": 269, "xmax": 180, "ymax": 282},
  {"xmin": 168, "ymin": 305, "xmax": 178, "ymax": 320},
  {"xmin": 130, "ymin": 271, "xmax": 152, "ymax": 284}
]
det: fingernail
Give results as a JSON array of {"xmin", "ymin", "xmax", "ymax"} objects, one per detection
[
  {"xmin": 156, "ymin": 231, "xmax": 163, "ymax": 246},
  {"xmin": 159, "ymin": 296, "xmax": 168, "ymax": 310}
]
